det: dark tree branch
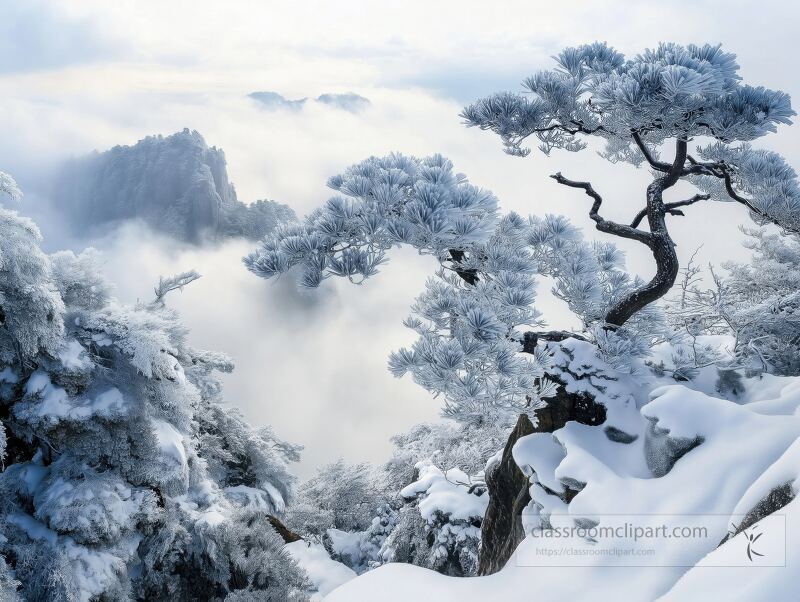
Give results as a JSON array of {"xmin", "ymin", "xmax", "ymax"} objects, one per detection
[
  {"xmin": 448, "ymin": 249, "xmax": 479, "ymax": 285},
  {"xmin": 519, "ymin": 331, "xmax": 588, "ymax": 354},
  {"xmin": 602, "ymin": 138, "xmax": 690, "ymax": 326},
  {"xmin": 684, "ymin": 155, "xmax": 726, "ymax": 177},
  {"xmin": 630, "ymin": 193, "xmax": 711, "ymax": 228},
  {"xmin": 631, "ymin": 131, "xmax": 671, "ymax": 172},
  {"xmin": 551, "ymin": 173, "xmax": 654, "ymax": 245},
  {"xmin": 663, "ymin": 138, "xmax": 688, "ymax": 190}
]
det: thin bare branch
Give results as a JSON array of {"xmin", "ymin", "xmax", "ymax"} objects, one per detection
[{"xmin": 551, "ymin": 172, "xmax": 654, "ymax": 245}]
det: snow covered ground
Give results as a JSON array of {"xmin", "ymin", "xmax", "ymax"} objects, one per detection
[
  {"xmin": 324, "ymin": 341, "xmax": 800, "ymax": 601},
  {"xmin": 286, "ymin": 540, "xmax": 357, "ymax": 600}
]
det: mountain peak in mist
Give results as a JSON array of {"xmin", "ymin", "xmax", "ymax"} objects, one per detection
[
  {"xmin": 249, "ymin": 91, "xmax": 370, "ymax": 113},
  {"xmin": 53, "ymin": 128, "xmax": 295, "ymax": 243}
]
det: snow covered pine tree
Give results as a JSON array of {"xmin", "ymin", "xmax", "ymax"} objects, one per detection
[
  {"xmin": 462, "ymin": 42, "xmax": 799, "ymax": 326},
  {"xmin": 246, "ymin": 43, "xmax": 800, "ymax": 583},
  {"xmin": 0, "ymin": 172, "xmax": 309, "ymax": 601}
]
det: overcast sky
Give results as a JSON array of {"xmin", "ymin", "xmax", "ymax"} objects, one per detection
[{"xmin": 3, "ymin": 0, "xmax": 800, "ymax": 477}]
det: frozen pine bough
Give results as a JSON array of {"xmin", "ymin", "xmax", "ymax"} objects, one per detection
[{"xmin": 0, "ymin": 173, "xmax": 310, "ymax": 601}]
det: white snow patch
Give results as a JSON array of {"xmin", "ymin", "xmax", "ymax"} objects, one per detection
[
  {"xmin": 151, "ymin": 419, "xmax": 187, "ymax": 468},
  {"xmin": 58, "ymin": 340, "xmax": 91, "ymax": 371},
  {"xmin": 285, "ymin": 540, "xmax": 356, "ymax": 600}
]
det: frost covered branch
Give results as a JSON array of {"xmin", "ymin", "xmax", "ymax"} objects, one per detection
[
  {"xmin": 551, "ymin": 173, "xmax": 653, "ymax": 245},
  {"xmin": 152, "ymin": 270, "xmax": 202, "ymax": 305}
]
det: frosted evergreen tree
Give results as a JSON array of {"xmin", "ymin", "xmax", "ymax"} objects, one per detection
[
  {"xmin": 462, "ymin": 42, "xmax": 799, "ymax": 327},
  {"xmin": 286, "ymin": 460, "xmax": 389, "ymax": 541},
  {"xmin": 670, "ymin": 227, "xmax": 800, "ymax": 375},
  {"xmin": 0, "ymin": 172, "xmax": 308, "ymax": 601}
]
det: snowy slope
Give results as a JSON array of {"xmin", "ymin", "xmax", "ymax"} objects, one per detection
[{"xmin": 325, "ymin": 349, "xmax": 800, "ymax": 601}]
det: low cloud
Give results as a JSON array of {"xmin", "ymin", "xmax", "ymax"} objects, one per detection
[{"xmin": 87, "ymin": 223, "xmax": 441, "ymax": 478}]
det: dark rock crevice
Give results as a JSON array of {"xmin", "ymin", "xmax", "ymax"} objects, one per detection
[{"xmin": 477, "ymin": 383, "xmax": 607, "ymax": 575}]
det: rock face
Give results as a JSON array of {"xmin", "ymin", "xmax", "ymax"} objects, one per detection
[
  {"xmin": 644, "ymin": 418, "xmax": 704, "ymax": 478},
  {"xmin": 478, "ymin": 413, "xmax": 535, "ymax": 576},
  {"xmin": 720, "ymin": 483, "xmax": 795, "ymax": 545},
  {"xmin": 477, "ymin": 384, "xmax": 607, "ymax": 575},
  {"xmin": 53, "ymin": 129, "xmax": 294, "ymax": 243}
]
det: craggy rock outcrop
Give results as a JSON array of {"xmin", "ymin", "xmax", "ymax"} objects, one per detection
[
  {"xmin": 53, "ymin": 129, "xmax": 295, "ymax": 243},
  {"xmin": 644, "ymin": 418, "xmax": 704, "ymax": 477},
  {"xmin": 478, "ymin": 382, "xmax": 607, "ymax": 575}
]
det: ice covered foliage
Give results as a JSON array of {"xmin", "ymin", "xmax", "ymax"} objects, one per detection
[
  {"xmin": 0, "ymin": 171, "xmax": 22, "ymax": 203},
  {"xmin": 463, "ymin": 42, "xmax": 800, "ymax": 326},
  {"xmin": 286, "ymin": 460, "xmax": 390, "ymax": 541},
  {"xmin": 247, "ymin": 155, "xmax": 667, "ymax": 425},
  {"xmin": 0, "ymin": 553, "xmax": 20, "ymax": 601},
  {"xmin": 672, "ymin": 228, "xmax": 800, "ymax": 376},
  {"xmin": 0, "ymin": 177, "xmax": 307, "ymax": 601},
  {"xmin": 245, "ymin": 153, "xmax": 499, "ymax": 288},
  {"xmin": 383, "ymin": 420, "xmax": 507, "ymax": 490},
  {"xmin": 0, "ymin": 202, "xmax": 64, "ymax": 362}
]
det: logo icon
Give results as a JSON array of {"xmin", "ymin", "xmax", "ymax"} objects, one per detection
[{"xmin": 743, "ymin": 526, "xmax": 764, "ymax": 562}]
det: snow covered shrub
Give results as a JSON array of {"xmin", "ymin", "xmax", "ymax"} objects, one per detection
[
  {"xmin": 142, "ymin": 506, "xmax": 308, "ymax": 601},
  {"xmin": 375, "ymin": 462, "xmax": 487, "ymax": 577},
  {"xmin": 286, "ymin": 460, "xmax": 396, "ymax": 574},
  {"xmin": 286, "ymin": 460, "xmax": 389, "ymax": 541},
  {"xmin": 383, "ymin": 420, "xmax": 507, "ymax": 491},
  {"xmin": 0, "ymin": 173, "xmax": 307, "ymax": 601}
]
